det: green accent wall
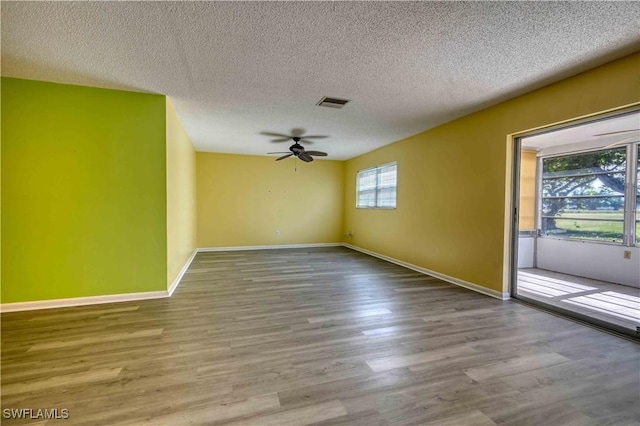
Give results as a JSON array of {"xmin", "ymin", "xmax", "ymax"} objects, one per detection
[{"xmin": 1, "ymin": 78, "xmax": 167, "ymax": 303}]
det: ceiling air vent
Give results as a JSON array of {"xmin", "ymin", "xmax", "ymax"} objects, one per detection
[{"xmin": 316, "ymin": 96, "xmax": 350, "ymax": 109}]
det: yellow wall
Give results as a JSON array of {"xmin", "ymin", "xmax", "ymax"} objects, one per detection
[
  {"xmin": 344, "ymin": 53, "xmax": 640, "ymax": 293},
  {"xmin": 519, "ymin": 150, "xmax": 538, "ymax": 231},
  {"xmin": 166, "ymin": 99, "xmax": 197, "ymax": 288},
  {"xmin": 0, "ymin": 157, "xmax": 2, "ymax": 299},
  {"xmin": 197, "ymin": 153, "xmax": 344, "ymax": 247}
]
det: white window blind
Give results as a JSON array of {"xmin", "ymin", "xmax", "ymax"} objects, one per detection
[{"xmin": 357, "ymin": 162, "xmax": 397, "ymax": 208}]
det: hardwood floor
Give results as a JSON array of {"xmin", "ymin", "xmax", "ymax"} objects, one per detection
[{"xmin": 2, "ymin": 247, "xmax": 639, "ymax": 425}]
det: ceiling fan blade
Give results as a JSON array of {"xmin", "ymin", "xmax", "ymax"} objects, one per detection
[
  {"xmin": 298, "ymin": 152, "xmax": 313, "ymax": 162},
  {"xmin": 299, "ymin": 135, "xmax": 328, "ymax": 139},
  {"xmin": 306, "ymin": 151, "xmax": 327, "ymax": 156},
  {"xmin": 275, "ymin": 153, "xmax": 293, "ymax": 161},
  {"xmin": 594, "ymin": 129, "xmax": 639, "ymax": 137},
  {"xmin": 261, "ymin": 131, "xmax": 291, "ymax": 138},
  {"xmin": 267, "ymin": 152, "xmax": 291, "ymax": 154},
  {"xmin": 298, "ymin": 139, "xmax": 315, "ymax": 144},
  {"xmin": 269, "ymin": 138, "xmax": 291, "ymax": 143}
]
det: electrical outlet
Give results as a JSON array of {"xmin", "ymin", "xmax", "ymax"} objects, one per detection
[{"xmin": 623, "ymin": 250, "xmax": 631, "ymax": 259}]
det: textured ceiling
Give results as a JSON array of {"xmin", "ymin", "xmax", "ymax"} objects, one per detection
[{"xmin": 2, "ymin": 2, "xmax": 640, "ymax": 160}]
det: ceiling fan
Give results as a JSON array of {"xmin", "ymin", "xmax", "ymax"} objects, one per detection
[{"xmin": 262, "ymin": 130, "xmax": 328, "ymax": 162}]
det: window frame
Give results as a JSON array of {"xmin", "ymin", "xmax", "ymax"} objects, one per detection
[
  {"xmin": 537, "ymin": 143, "xmax": 639, "ymax": 247},
  {"xmin": 634, "ymin": 144, "xmax": 640, "ymax": 244},
  {"xmin": 356, "ymin": 161, "xmax": 397, "ymax": 209}
]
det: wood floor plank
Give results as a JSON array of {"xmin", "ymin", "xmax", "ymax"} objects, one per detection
[
  {"xmin": 27, "ymin": 328, "xmax": 163, "ymax": 351},
  {"xmin": 2, "ymin": 367, "xmax": 123, "ymax": 395},
  {"xmin": 125, "ymin": 393, "xmax": 281, "ymax": 425},
  {"xmin": 2, "ymin": 247, "xmax": 638, "ymax": 425},
  {"xmin": 307, "ymin": 308, "xmax": 393, "ymax": 323},
  {"xmin": 28, "ymin": 306, "xmax": 140, "ymax": 321},
  {"xmin": 431, "ymin": 409, "xmax": 497, "ymax": 426},
  {"xmin": 463, "ymin": 352, "xmax": 571, "ymax": 381},
  {"xmin": 366, "ymin": 345, "xmax": 478, "ymax": 372},
  {"xmin": 226, "ymin": 399, "xmax": 347, "ymax": 426}
]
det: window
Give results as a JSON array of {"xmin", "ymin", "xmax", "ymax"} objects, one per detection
[
  {"xmin": 541, "ymin": 146, "xmax": 639, "ymax": 244},
  {"xmin": 357, "ymin": 162, "xmax": 397, "ymax": 208}
]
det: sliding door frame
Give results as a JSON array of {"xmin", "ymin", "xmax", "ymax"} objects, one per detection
[{"xmin": 508, "ymin": 106, "xmax": 640, "ymax": 340}]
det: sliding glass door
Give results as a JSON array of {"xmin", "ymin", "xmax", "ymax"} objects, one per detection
[{"xmin": 511, "ymin": 110, "xmax": 640, "ymax": 339}]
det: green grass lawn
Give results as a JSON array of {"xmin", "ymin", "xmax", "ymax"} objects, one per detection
[
  {"xmin": 555, "ymin": 211, "xmax": 624, "ymax": 220},
  {"xmin": 544, "ymin": 210, "xmax": 640, "ymax": 243},
  {"xmin": 547, "ymin": 210, "xmax": 624, "ymax": 242}
]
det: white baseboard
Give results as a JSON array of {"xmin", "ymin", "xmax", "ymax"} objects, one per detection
[
  {"xmin": 168, "ymin": 249, "xmax": 198, "ymax": 296},
  {"xmin": 343, "ymin": 243, "xmax": 510, "ymax": 300},
  {"xmin": 2, "ymin": 248, "xmax": 200, "ymax": 313},
  {"xmin": 0, "ymin": 290, "xmax": 169, "ymax": 313},
  {"xmin": 197, "ymin": 242, "xmax": 342, "ymax": 252},
  {"xmin": 1, "ymin": 242, "xmax": 507, "ymax": 313}
]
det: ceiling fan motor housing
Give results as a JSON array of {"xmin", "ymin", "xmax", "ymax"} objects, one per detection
[{"xmin": 264, "ymin": 131, "xmax": 327, "ymax": 162}]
